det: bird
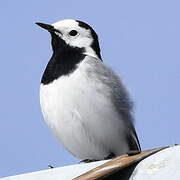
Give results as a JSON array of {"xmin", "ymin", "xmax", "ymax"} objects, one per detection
[{"xmin": 36, "ymin": 19, "xmax": 141, "ymax": 161}]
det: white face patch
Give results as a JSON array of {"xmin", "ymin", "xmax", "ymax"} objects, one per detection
[{"xmin": 52, "ymin": 19, "xmax": 98, "ymax": 59}]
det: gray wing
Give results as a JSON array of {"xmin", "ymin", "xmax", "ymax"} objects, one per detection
[{"xmin": 86, "ymin": 57, "xmax": 141, "ymax": 151}]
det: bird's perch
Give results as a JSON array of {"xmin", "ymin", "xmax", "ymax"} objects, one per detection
[{"xmin": 2, "ymin": 145, "xmax": 180, "ymax": 180}]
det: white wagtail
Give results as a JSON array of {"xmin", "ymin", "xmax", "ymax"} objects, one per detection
[{"xmin": 36, "ymin": 19, "xmax": 141, "ymax": 161}]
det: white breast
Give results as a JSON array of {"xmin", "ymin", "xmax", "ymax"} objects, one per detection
[{"xmin": 40, "ymin": 57, "xmax": 129, "ymax": 160}]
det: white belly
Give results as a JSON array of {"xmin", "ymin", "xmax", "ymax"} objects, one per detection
[{"xmin": 40, "ymin": 63, "xmax": 129, "ymax": 160}]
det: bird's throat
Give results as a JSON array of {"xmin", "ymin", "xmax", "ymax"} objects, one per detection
[{"xmin": 41, "ymin": 35, "xmax": 85, "ymax": 85}]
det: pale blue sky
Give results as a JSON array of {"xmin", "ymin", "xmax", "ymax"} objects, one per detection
[{"xmin": 0, "ymin": 0, "xmax": 180, "ymax": 177}]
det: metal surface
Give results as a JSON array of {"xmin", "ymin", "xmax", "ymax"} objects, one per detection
[
  {"xmin": 2, "ymin": 145, "xmax": 180, "ymax": 180},
  {"xmin": 1, "ymin": 160, "xmax": 109, "ymax": 180},
  {"xmin": 130, "ymin": 145, "xmax": 180, "ymax": 180}
]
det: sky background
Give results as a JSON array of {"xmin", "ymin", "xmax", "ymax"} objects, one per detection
[{"xmin": 0, "ymin": 0, "xmax": 180, "ymax": 178}]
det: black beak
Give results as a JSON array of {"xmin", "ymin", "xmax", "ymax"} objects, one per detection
[{"xmin": 35, "ymin": 22, "xmax": 61, "ymax": 34}]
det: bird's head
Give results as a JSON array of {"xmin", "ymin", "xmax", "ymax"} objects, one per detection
[{"xmin": 36, "ymin": 19, "xmax": 101, "ymax": 60}]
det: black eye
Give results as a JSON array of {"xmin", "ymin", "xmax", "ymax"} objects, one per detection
[{"xmin": 69, "ymin": 30, "xmax": 78, "ymax": 36}]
